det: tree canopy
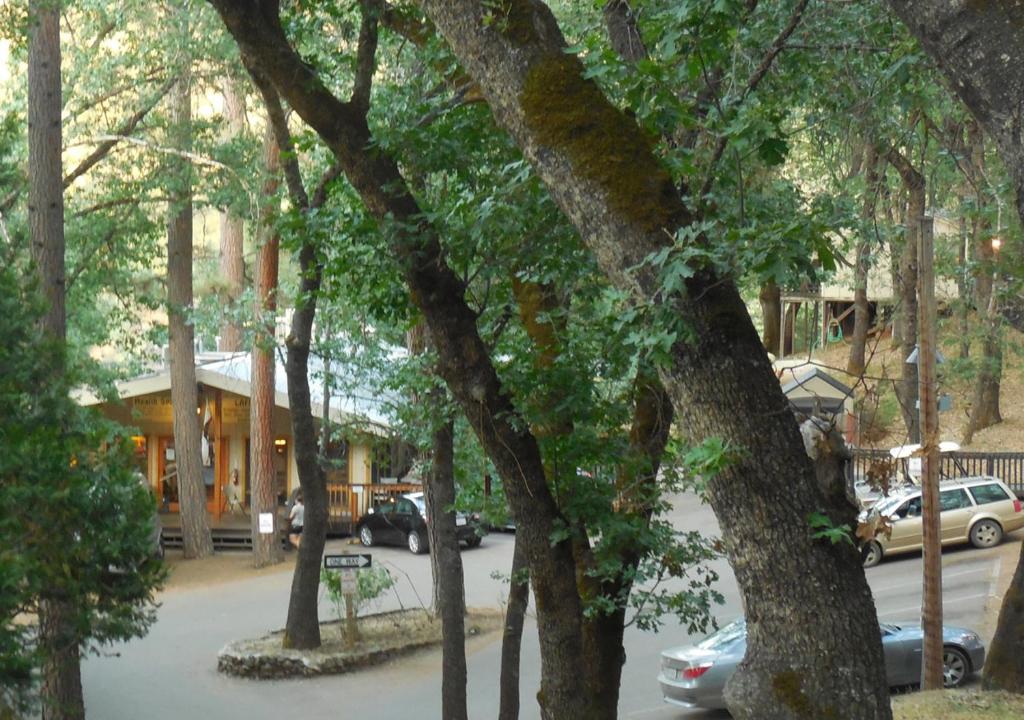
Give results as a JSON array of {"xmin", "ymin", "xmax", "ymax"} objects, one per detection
[{"xmin": 2, "ymin": 0, "xmax": 1024, "ymax": 717}]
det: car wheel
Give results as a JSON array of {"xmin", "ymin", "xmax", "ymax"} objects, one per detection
[
  {"xmin": 359, "ymin": 525, "xmax": 374, "ymax": 547},
  {"xmin": 407, "ymin": 530, "xmax": 425, "ymax": 554},
  {"xmin": 969, "ymin": 519, "xmax": 1003, "ymax": 549},
  {"xmin": 862, "ymin": 541, "xmax": 883, "ymax": 568},
  {"xmin": 942, "ymin": 646, "xmax": 970, "ymax": 688},
  {"xmin": 466, "ymin": 535, "xmax": 482, "ymax": 548}
]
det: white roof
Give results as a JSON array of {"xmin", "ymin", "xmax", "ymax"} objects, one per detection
[
  {"xmin": 75, "ymin": 351, "xmax": 392, "ymax": 436},
  {"xmin": 889, "ymin": 442, "xmax": 961, "ymax": 459}
]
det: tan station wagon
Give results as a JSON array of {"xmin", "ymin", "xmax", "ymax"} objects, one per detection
[{"xmin": 861, "ymin": 477, "xmax": 1024, "ymax": 568}]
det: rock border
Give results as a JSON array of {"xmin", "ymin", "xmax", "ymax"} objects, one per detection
[{"xmin": 217, "ymin": 608, "xmax": 502, "ymax": 679}]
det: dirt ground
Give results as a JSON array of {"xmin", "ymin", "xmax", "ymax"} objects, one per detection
[
  {"xmin": 803, "ymin": 320, "xmax": 1024, "ymax": 451},
  {"xmin": 893, "ymin": 689, "xmax": 1024, "ymax": 719},
  {"xmin": 159, "ymin": 549, "xmax": 297, "ymax": 595}
]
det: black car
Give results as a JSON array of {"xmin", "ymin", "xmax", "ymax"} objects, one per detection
[{"xmin": 355, "ymin": 492, "xmax": 484, "ymax": 554}]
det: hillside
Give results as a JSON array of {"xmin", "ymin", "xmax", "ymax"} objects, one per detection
[{"xmin": 794, "ymin": 319, "xmax": 1023, "ymax": 453}]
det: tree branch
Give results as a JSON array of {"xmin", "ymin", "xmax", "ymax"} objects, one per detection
[
  {"xmin": 310, "ymin": 164, "xmax": 344, "ymax": 209},
  {"xmin": 248, "ymin": 65, "xmax": 310, "ymax": 209},
  {"xmin": 380, "ymin": 1, "xmax": 485, "ymax": 104},
  {"xmin": 352, "ymin": 0, "xmax": 383, "ymax": 117},
  {"xmin": 0, "ymin": 189, "xmax": 19, "ymax": 216},
  {"xmin": 62, "ymin": 77, "xmax": 176, "ymax": 190},
  {"xmin": 70, "ymin": 196, "xmax": 146, "ymax": 218},
  {"xmin": 886, "ymin": 145, "xmax": 925, "ymax": 191},
  {"xmin": 603, "ymin": 1, "xmax": 647, "ymax": 64},
  {"xmin": 699, "ymin": 0, "xmax": 810, "ymax": 198},
  {"xmin": 66, "ymin": 228, "xmax": 115, "ymax": 291},
  {"xmin": 67, "ymin": 67, "xmax": 167, "ymax": 121}
]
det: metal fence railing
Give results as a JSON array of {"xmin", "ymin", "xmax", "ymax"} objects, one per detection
[{"xmin": 850, "ymin": 448, "xmax": 1024, "ymax": 497}]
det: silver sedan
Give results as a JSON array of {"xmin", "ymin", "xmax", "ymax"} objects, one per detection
[{"xmin": 658, "ymin": 618, "xmax": 985, "ymax": 711}]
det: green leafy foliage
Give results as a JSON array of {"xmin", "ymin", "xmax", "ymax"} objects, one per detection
[
  {"xmin": 0, "ymin": 267, "xmax": 165, "ymax": 712},
  {"xmin": 320, "ymin": 566, "xmax": 396, "ymax": 624},
  {"xmin": 808, "ymin": 511, "xmax": 855, "ymax": 546}
]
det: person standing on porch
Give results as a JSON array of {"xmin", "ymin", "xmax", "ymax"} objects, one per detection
[
  {"xmin": 225, "ymin": 468, "xmax": 244, "ymax": 514},
  {"xmin": 288, "ymin": 491, "xmax": 304, "ymax": 548}
]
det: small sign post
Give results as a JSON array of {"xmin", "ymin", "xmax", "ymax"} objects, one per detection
[
  {"xmin": 343, "ymin": 569, "xmax": 358, "ymax": 648},
  {"xmin": 323, "ymin": 555, "xmax": 371, "ymax": 648},
  {"xmin": 257, "ymin": 512, "xmax": 274, "ymax": 534},
  {"xmin": 324, "ymin": 554, "xmax": 372, "ymax": 569}
]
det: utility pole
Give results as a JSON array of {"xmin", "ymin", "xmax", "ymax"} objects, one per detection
[{"xmin": 917, "ymin": 214, "xmax": 943, "ymax": 689}]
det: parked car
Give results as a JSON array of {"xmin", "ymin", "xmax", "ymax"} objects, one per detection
[
  {"xmin": 658, "ymin": 617, "xmax": 985, "ymax": 711},
  {"xmin": 859, "ymin": 476, "xmax": 1024, "ymax": 568},
  {"xmin": 355, "ymin": 492, "xmax": 484, "ymax": 554},
  {"xmin": 855, "ymin": 478, "xmax": 918, "ymax": 511}
]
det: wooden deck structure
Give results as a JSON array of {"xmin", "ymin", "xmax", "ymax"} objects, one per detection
[{"xmin": 161, "ymin": 481, "xmax": 421, "ymax": 550}]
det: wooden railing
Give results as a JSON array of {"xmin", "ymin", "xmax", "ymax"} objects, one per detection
[{"xmin": 325, "ymin": 482, "xmax": 421, "ymax": 534}]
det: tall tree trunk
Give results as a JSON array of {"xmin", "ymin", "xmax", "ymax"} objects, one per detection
[
  {"xmin": 884, "ymin": 5, "xmax": 1024, "ymax": 689},
  {"xmin": 28, "ymin": 3, "xmax": 82, "ymax": 717},
  {"xmin": 38, "ymin": 601, "xmax": 82, "ymax": 720},
  {"xmin": 579, "ymin": 364, "xmax": 674, "ymax": 711},
  {"xmin": 28, "ymin": 0, "xmax": 65, "ymax": 338},
  {"xmin": 886, "ymin": 1, "xmax": 1024, "ymax": 222},
  {"xmin": 887, "ymin": 148, "xmax": 923, "ymax": 444},
  {"xmin": 407, "ymin": 319, "xmax": 470, "ymax": 718},
  {"xmin": 250, "ymin": 124, "xmax": 283, "ymax": 568},
  {"xmin": 424, "ymin": 414, "xmax": 468, "ymax": 720},
  {"xmin": 848, "ymin": 143, "xmax": 880, "ymax": 376},
  {"xmin": 218, "ymin": 76, "xmax": 247, "ymax": 352},
  {"xmin": 984, "ymin": 541, "xmax": 1024, "ymax": 692},
  {"xmin": 401, "ymin": 6, "xmax": 892, "ymax": 719},
  {"xmin": 498, "ymin": 534, "xmax": 529, "ymax": 720},
  {"xmin": 210, "ymin": 3, "xmax": 890, "ymax": 718},
  {"xmin": 759, "ymin": 280, "xmax": 781, "ymax": 356},
  {"xmin": 166, "ymin": 60, "xmax": 213, "ymax": 560},
  {"xmin": 956, "ymin": 213, "xmax": 970, "ymax": 360},
  {"xmin": 887, "ymin": 191, "xmax": 904, "ymax": 350},
  {"xmin": 246, "ymin": 74, "xmax": 334, "ymax": 649},
  {"xmin": 962, "ymin": 121, "xmax": 1001, "ymax": 437},
  {"xmin": 962, "ymin": 281, "xmax": 1003, "ymax": 444},
  {"xmin": 281, "ymin": 229, "xmax": 329, "ymax": 649}
]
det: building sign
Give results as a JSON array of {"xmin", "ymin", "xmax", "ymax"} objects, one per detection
[
  {"xmin": 132, "ymin": 395, "xmax": 174, "ymax": 421},
  {"xmin": 223, "ymin": 397, "xmax": 251, "ymax": 422}
]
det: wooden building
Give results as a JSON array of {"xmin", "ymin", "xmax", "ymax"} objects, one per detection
[
  {"xmin": 76, "ymin": 352, "xmax": 413, "ymax": 538},
  {"xmin": 774, "ymin": 360, "xmax": 857, "ymax": 442},
  {"xmin": 777, "ymin": 213, "xmax": 961, "ymax": 357}
]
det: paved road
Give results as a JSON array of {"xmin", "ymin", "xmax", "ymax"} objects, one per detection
[{"xmin": 82, "ymin": 492, "xmax": 1011, "ymax": 720}]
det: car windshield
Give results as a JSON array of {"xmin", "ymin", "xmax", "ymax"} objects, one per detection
[
  {"xmin": 873, "ymin": 494, "xmax": 911, "ymax": 516},
  {"xmin": 696, "ymin": 618, "xmax": 746, "ymax": 650}
]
